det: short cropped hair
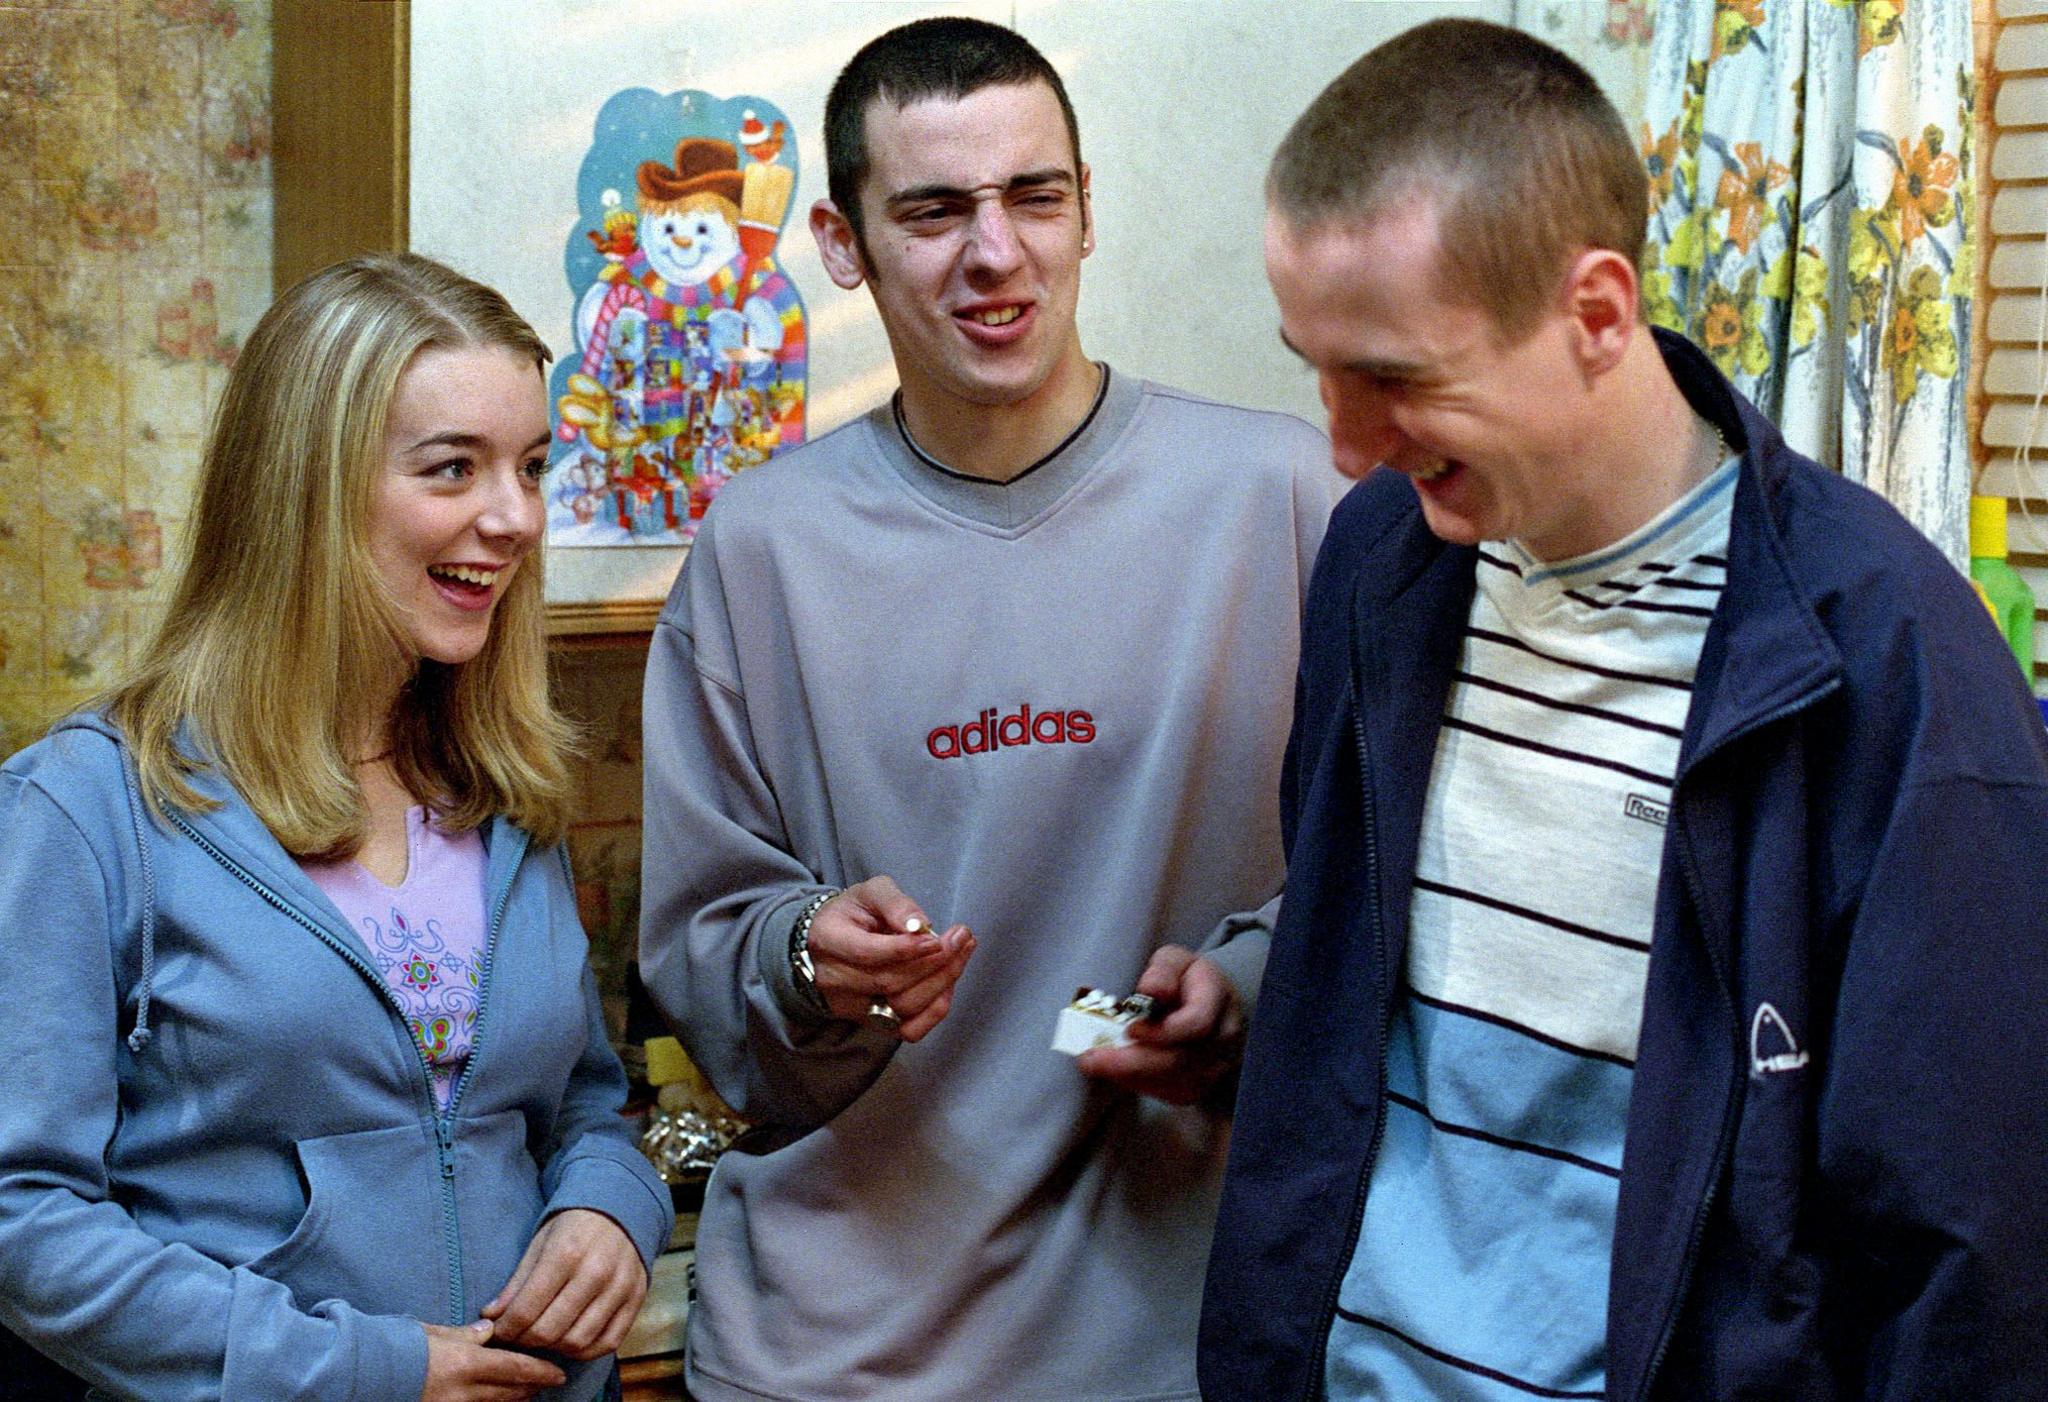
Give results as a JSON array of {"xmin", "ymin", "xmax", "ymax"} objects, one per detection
[
  {"xmin": 1269, "ymin": 19, "xmax": 1646, "ymax": 338},
  {"xmin": 824, "ymin": 16, "xmax": 1081, "ymax": 252},
  {"xmin": 107, "ymin": 253, "xmax": 578, "ymax": 855}
]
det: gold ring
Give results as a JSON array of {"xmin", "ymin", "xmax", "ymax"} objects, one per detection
[{"xmin": 866, "ymin": 997, "xmax": 900, "ymax": 1024}]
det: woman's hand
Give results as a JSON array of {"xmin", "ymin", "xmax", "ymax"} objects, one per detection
[
  {"xmin": 420, "ymin": 1320, "xmax": 565, "ymax": 1401},
  {"xmin": 481, "ymin": 1208, "xmax": 648, "ymax": 1361}
]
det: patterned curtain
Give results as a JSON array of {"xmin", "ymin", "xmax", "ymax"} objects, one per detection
[{"xmin": 1639, "ymin": 0, "xmax": 1976, "ymax": 567}]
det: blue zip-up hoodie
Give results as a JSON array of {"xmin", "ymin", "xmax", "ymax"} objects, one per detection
[
  {"xmin": 1200, "ymin": 331, "xmax": 2048, "ymax": 1400},
  {"xmin": 0, "ymin": 714, "xmax": 673, "ymax": 1401}
]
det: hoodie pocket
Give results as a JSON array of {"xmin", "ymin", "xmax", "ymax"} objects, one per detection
[{"xmin": 240, "ymin": 1122, "xmax": 446, "ymax": 1323}]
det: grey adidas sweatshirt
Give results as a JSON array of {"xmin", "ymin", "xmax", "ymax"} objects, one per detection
[{"xmin": 639, "ymin": 369, "xmax": 1342, "ymax": 1401}]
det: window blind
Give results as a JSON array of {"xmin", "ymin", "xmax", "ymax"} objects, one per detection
[{"xmin": 1980, "ymin": 0, "xmax": 2048, "ymax": 692}]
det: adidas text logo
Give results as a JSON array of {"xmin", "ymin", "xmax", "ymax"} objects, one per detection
[{"xmin": 927, "ymin": 704, "xmax": 1095, "ymax": 760}]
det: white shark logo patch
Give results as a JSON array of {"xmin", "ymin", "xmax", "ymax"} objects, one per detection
[{"xmin": 1749, "ymin": 1002, "xmax": 1811, "ymax": 1077}]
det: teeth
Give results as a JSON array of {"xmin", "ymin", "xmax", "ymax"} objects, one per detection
[
  {"xmin": 430, "ymin": 564, "xmax": 497, "ymax": 586},
  {"xmin": 1413, "ymin": 462, "xmax": 1452, "ymax": 483},
  {"xmin": 966, "ymin": 306, "xmax": 1023, "ymax": 326}
]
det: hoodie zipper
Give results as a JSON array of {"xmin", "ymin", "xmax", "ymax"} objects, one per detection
[
  {"xmin": 1301, "ymin": 706, "xmax": 1395, "ymax": 1400},
  {"xmin": 163, "ymin": 809, "xmax": 514, "ymax": 1326},
  {"xmin": 433, "ymin": 849, "xmax": 517, "ymax": 1319},
  {"xmin": 445, "ymin": 847, "xmax": 515, "ymax": 1123}
]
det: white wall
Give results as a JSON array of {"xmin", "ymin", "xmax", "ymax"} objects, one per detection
[
  {"xmin": 408, "ymin": 0, "xmax": 1511, "ymax": 600},
  {"xmin": 409, "ymin": 0, "xmax": 1528, "ymax": 426}
]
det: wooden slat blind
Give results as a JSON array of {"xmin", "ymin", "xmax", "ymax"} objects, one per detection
[{"xmin": 1980, "ymin": 0, "xmax": 2048, "ymax": 687}]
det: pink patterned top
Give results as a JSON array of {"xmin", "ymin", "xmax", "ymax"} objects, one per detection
[{"xmin": 301, "ymin": 807, "xmax": 488, "ymax": 1109}]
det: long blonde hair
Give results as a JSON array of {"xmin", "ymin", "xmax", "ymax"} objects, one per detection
[{"xmin": 107, "ymin": 253, "xmax": 577, "ymax": 855}]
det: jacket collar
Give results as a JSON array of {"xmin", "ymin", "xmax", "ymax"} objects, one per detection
[{"xmin": 1652, "ymin": 329, "xmax": 1842, "ymax": 776}]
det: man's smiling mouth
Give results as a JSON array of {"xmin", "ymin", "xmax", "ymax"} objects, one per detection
[{"xmin": 962, "ymin": 306, "xmax": 1024, "ymax": 327}]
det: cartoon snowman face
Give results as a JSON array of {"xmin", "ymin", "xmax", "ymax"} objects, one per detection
[{"xmin": 641, "ymin": 193, "xmax": 742, "ymax": 287}]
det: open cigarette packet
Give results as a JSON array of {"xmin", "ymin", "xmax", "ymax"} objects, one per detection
[{"xmin": 1051, "ymin": 987, "xmax": 1159, "ymax": 1055}]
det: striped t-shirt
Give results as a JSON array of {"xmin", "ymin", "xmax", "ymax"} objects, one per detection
[{"xmin": 1325, "ymin": 458, "xmax": 1738, "ymax": 1401}]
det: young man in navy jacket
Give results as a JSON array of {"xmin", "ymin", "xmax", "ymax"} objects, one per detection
[{"xmin": 1202, "ymin": 18, "xmax": 2048, "ymax": 1401}]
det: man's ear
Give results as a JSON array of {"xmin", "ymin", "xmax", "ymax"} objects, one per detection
[
  {"xmin": 1080, "ymin": 162, "xmax": 1094, "ymax": 256},
  {"xmin": 810, "ymin": 199, "xmax": 868, "ymax": 290},
  {"xmin": 1562, "ymin": 247, "xmax": 1638, "ymax": 379}
]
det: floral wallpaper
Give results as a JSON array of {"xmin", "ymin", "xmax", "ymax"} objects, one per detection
[{"xmin": 0, "ymin": 0, "xmax": 272, "ymax": 758}]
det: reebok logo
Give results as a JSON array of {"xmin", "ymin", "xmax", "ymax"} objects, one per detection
[
  {"xmin": 1623, "ymin": 793, "xmax": 1669, "ymax": 827},
  {"xmin": 927, "ymin": 704, "xmax": 1095, "ymax": 760}
]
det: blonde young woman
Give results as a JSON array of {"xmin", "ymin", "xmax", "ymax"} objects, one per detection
[{"xmin": 0, "ymin": 254, "xmax": 671, "ymax": 1402}]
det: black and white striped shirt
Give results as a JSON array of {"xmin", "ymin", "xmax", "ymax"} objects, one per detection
[{"xmin": 1325, "ymin": 457, "xmax": 1739, "ymax": 1402}]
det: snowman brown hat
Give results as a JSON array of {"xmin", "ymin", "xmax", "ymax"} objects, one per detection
[{"xmin": 637, "ymin": 138, "xmax": 745, "ymax": 205}]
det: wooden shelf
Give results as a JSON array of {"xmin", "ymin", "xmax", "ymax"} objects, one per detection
[{"xmin": 546, "ymin": 600, "xmax": 663, "ymax": 644}]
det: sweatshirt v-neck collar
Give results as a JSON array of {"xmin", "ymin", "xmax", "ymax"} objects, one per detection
[{"xmin": 865, "ymin": 364, "xmax": 1144, "ymax": 533}]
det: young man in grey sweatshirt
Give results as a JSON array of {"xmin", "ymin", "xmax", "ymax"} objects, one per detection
[{"xmin": 638, "ymin": 17, "xmax": 1344, "ymax": 1400}]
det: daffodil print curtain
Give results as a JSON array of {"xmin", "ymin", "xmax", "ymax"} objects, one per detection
[{"xmin": 1640, "ymin": 0, "xmax": 1976, "ymax": 565}]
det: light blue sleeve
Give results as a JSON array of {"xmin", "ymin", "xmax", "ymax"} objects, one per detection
[{"xmin": 0, "ymin": 769, "xmax": 427, "ymax": 1402}]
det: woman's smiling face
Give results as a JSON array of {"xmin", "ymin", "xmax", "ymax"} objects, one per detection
[{"xmin": 369, "ymin": 343, "xmax": 550, "ymax": 666}]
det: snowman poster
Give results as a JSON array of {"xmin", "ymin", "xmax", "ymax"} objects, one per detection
[{"xmin": 548, "ymin": 89, "xmax": 808, "ymax": 545}]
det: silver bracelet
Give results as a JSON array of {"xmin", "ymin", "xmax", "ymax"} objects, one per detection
[{"xmin": 787, "ymin": 888, "xmax": 840, "ymax": 1015}]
